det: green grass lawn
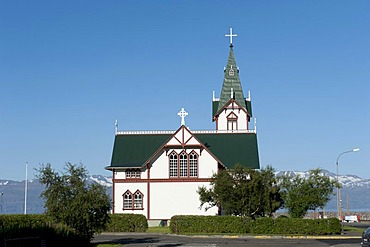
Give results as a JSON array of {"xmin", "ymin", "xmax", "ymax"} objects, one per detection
[
  {"xmin": 343, "ymin": 225, "xmax": 365, "ymax": 233},
  {"xmin": 146, "ymin": 226, "xmax": 170, "ymax": 233}
]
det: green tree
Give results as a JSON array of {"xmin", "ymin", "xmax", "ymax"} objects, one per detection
[
  {"xmin": 280, "ymin": 168, "xmax": 337, "ymax": 218},
  {"xmin": 197, "ymin": 164, "xmax": 283, "ymax": 218},
  {"xmin": 37, "ymin": 163, "xmax": 111, "ymax": 241},
  {"xmin": 280, "ymin": 174, "xmax": 309, "ymax": 218}
]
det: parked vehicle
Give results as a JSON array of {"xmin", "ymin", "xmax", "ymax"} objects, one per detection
[
  {"xmin": 344, "ymin": 215, "xmax": 359, "ymax": 222},
  {"xmin": 361, "ymin": 227, "xmax": 370, "ymax": 247}
]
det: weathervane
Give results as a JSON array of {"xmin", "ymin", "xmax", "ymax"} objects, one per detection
[
  {"xmin": 177, "ymin": 108, "xmax": 188, "ymax": 126},
  {"xmin": 225, "ymin": 27, "xmax": 237, "ymax": 45}
]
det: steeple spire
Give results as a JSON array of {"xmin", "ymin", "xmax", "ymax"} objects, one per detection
[{"xmin": 216, "ymin": 44, "xmax": 246, "ymax": 113}]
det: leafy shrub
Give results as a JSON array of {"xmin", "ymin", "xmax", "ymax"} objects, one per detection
[
  {"xmin": 170, "ymin": 215, "xmax": 249, "ymax": 234},
  {"xmin": 0, "ymin": 214, "xmax": 88, "ymax": 247},
  {"xmin": 168, "ymin": 215, "xmax": 341, "ymax": 235},
  {"xmin": 250, "ymin": 217, "xmax": 341, "ymax": 235},
  {"xmin": 106, "ymin": 214, "xmax": 148, "ymax": 232},
  {"xmin": 249, "ymin": 217, "xmax": 274, "ymax": 234}
]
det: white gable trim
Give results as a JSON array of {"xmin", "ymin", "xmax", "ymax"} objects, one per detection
[{"xmin": 141, "ymin": 125, "xmax": 226, "ymax": 169}]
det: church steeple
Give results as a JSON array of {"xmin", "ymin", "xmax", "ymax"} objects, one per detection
[
  {"xmin": 212, "ymin": 28, "xmax": 253, "ymax": 131},
  {"xmin": 217, "ymin": 45, "xmax": 247, "ymax": 113}
]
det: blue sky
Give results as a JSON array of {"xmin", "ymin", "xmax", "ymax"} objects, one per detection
[{"xmin": 1, "ymin": 1, "xmax": 369, "ymax": 180}]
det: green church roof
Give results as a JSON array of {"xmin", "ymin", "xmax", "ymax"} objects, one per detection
[
  {"xmin": 109, "ymin": 133, "xmax": 171, "ymax": 168},
  {"xmin": 195, "ymin": 132, "xmax": 259, "ymax": 169},
  {"xmin": 107, "ymin": 131, "xmax": 259, "ymax": 170}
]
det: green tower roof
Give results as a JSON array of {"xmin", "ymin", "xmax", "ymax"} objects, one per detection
[{"xmin": 217, "ymin": 45, "xmax": 247, "ymax": 113}]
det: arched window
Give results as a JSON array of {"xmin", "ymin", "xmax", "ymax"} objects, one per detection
[
  {"xmin": 169, "ymin": 152, "xmax": 178, "ymax": 177},
  {"xmin": 179, "ymin": 152, "xmax": 188, "ymax": 177},
  {"xmin": 123, "ymin": 190, "xmax": 132, "ymax": 209},
  {"xmin": 134, "ymin": 190, "xmax": 143, "ymax": 209},
  {"xmin": 168, "ymin": 150, "xmax": 199, "ymax": 178},
  {"xmin": 123, "ymin": 190, "xmax": 144, "ymax": 210},
  {"xmin": 189, "ymin": 151, "xmax": 198, "ymax": 177},
  {"xmin": 227, "ymin": 112, "xmax": 238, "ymax": 131}
]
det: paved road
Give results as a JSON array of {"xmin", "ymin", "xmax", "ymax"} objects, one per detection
[{"xmin": 93, "ymin": 233, "xmax": 362, "ymax": 247}]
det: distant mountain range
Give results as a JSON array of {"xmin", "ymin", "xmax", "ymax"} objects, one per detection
[
  {"xmin": 0, "ymin": 175, "xmax": 112, "ymax": 214},
  {"xmin": 0, "ymin": 170, "xmax": 369, "ymax": 214}
]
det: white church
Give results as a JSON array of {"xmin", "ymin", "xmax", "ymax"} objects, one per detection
[{"xmin": 106, "ymin": 28, "xmax": 259, "ymax": 222}]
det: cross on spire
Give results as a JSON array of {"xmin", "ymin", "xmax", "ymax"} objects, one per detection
[
  {"xmin": 225, "ymin": 27, "xmax": 237, "ymax": 45},
  {"xmin": 177, "ymin": 108, "xmax": 188, "ymax": 126}
]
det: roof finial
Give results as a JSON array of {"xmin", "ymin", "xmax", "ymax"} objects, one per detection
[
  {"xmin": 225, "ymin": 27, "xmax": 237, "ymax": 46},
  {"xmin": 177, "ymin": 108, "xmax": 188, "ymax": 126},
  {"xmin": 115, "ymin": 119, "xmax": 118, "ymax": 134}
]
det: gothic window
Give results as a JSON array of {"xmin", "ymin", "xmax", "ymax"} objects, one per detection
[
  {"xmin": 123, "ymin": 190, "xmax": 144, "ymax": 210},
  {"xmin": 134, "ymin": 190, "xmax": 143, "ymax": 209},
  {"xmin": 179, "ymin": 152, "xmax": 188, "ymax": 177},
  {"xmin": 169, "ymin": 152, "xmax": 178, "ymax": 177},
  {"xmin": 227, "ymin": 112, "xmax": 238, "ymax": 131},
  {"xmin": 123, "ymin": 190, "xmax": 132, "ymax": 209},
  {"xmin": 168, "ymin": 150, "xmax": 199, "ymax": 178},
  {"xmin": 189, "ymin": 151, "xmax": 198, "ymax": 177}
]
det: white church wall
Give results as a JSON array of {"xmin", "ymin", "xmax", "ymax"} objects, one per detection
[
  {"xmin": 114, "ymin": 170, "xmax": 125, "ymax": 179},
  {"xmin": 218, "ymin": 105, "xmax": 248, "ymax": 130},
  {"xmin": 150, "ymin": 147, "xmax": 217, "ymax": 179},
  {"xmin": 198, "ymin": 150, "xmax": 218, "ymax": 178},
  {"xmin": 113, "ymin": 182, "xmax": 147, "ymax": 216},
  {"xmin": 150, "ymin": 182, "xmax": 218, "ymax": 220},
  {"xmin": 150, "ymin": 150, "xmax": 168, "ymax": 179}
]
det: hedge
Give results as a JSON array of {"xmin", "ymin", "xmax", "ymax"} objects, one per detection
[
  {"xmin": 0, "ymin": 214, "xmax": 87, "ymax": 247},
  {"xmin": 170, "ymin": 215, "xmax": 341, "ymax": 235},
  {"xmin": 170, "ymin": 215, "xmax": 249, "ymax": 234},
  {"xmin": 250, "ymin": 217, "xmax": 341, "ymax": 235},
  {"xmin": 105, "ymin": 214, "xmax": 148, "ymax": 232}
]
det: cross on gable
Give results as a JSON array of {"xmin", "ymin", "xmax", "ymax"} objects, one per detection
[
  {"xmin": 225, "ymin": 27, "xmax": 237, "ymax": 45},
  {"xmin": 177, "ymin": 107, "xmax": 188, "ymax": 126}
]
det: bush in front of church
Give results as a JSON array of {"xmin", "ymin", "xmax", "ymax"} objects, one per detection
[
  {"xmin": 0, "ymin": 214, "xmax": 88, "ymax": 247},
  {"xmin": 169, "ymin": 215, "xmax": 341, "ymax": 235},
  {"xmin": 105, "ymin": 214, "xmax": 148, "ymax": 232},
  {"xmin": 169, "ymin": 215, "xmax": 249, "ymax": 234}
]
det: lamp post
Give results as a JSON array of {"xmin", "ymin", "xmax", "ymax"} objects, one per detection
[
  {"xmin": 336, "ymin": 148, "xmax": 360, "ymax": 222},
  {"xmin": 0, "ymin": 192, "xmax": 3, "ymax": 214}
]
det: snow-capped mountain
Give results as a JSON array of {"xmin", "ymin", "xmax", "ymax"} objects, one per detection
[
  {"xmin": 0, "ymin": 170, "xmax": 369, "ymax": 214},
  {"xmin": 89, "ymin": 175, "xmax": 112, "ymax": 187},
  {"xmin": 0, "ymin": 175, "xmax": 112, "ymax": 214}
]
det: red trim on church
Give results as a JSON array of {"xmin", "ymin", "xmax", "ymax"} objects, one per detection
[
  {"xmin": 147, "ymin": 163, "xmax": 151, "ymax": 219},
  {"xmin": 113, "ymin": 178, "xmax": 212, "ymax": 183}
]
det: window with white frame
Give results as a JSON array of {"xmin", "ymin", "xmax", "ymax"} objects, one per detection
[
  {"xmin": 123, "ymin": 191, "xmax": 133, "ymax": 209},
  {"xmin": 123, "ymin": 190, "xmax": 144, "ymax": 210},
  {"xmin": 168, "ymin": 150, "xmax": 198, "ymax": 178},
  {"xmin": 189, "ymin": 151, "xmax": 198, "ymax": 177},
  {"xmin": 126, "ymin": 169, "xmax": 141, "ymax": 179},
  {"xmin": 134, "ymin": 190, "xmax": 143, "ymax": 209},
  {"xmin": 227, "ymin": 112, "xmax": 238, "ymax": 131},
  {"xmin": 169, "ymin": 152, "xmax": 178, "ymax": 177},
  {"xmin": 179, "ymin": 152, "xmax": 188, "ymax": 177}
]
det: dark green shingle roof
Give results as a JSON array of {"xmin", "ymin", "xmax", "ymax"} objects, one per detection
[
  {"xmin": 217, "ymin": 46, "xmax": 246, "ymax": 113},
  {"xmin": 107, "ymin": 131, "xmax": 259, "ymax": 170},
  {"xmin": 109, "ymin": 134, "xmax": 171, "ymax": 168},
  {"xmin": 195, "ymin": 132, "xmax": 259, "ymax": 169}
]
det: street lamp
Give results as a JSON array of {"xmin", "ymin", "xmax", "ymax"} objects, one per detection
[{"xmin": 336, "ymin": 148, "xmax": 360, "ymax": 222}]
